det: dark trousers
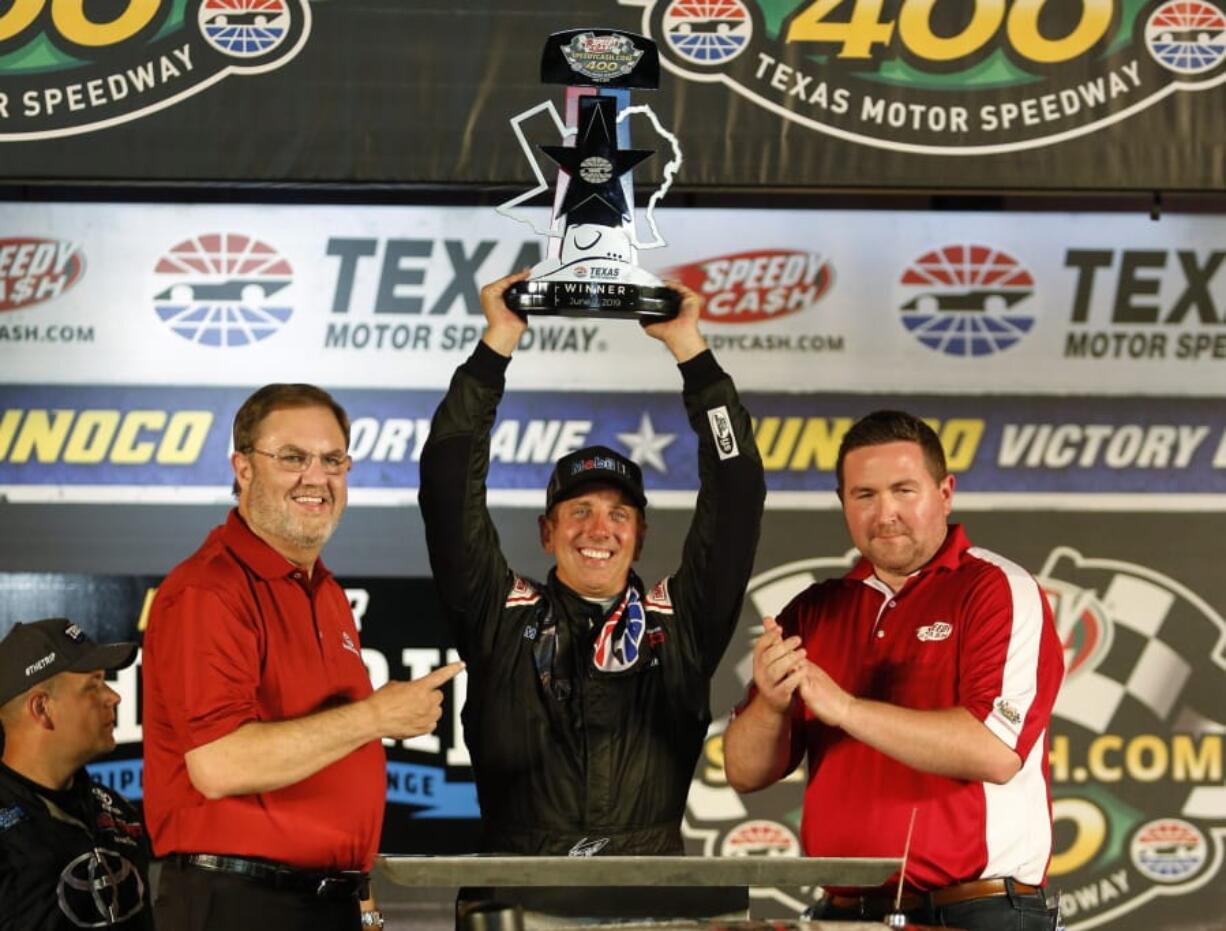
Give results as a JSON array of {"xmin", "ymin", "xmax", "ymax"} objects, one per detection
[
  {"xmin": 817, "ymin": 883, "xmax": 1055, "ymax": 930},
  {"xmin": 154, "ymin": 859, "xmax": 360, "ymax": 931}
]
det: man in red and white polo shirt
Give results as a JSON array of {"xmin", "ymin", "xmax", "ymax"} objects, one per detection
[{"xmin": 724, "ymin": 409, "xmax": 1064, "ymax": 931}]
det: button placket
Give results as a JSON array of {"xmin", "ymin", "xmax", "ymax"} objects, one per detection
[{"xmin": 863, "ymin": 576, "xmax": 896, "ymax": 640}]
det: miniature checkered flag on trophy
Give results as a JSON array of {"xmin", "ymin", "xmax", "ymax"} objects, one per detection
[{"xmin": 497, "ymin": 29, "xmax": 683, "ymax": 321}]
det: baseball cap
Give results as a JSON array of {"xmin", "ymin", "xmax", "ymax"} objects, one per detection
[
  {"xmin": 0, "ymin": 618, "xmax": 137, "ymax": 707},
  {"xmin": 545, "ymin": 445, "xmax": 647, "ymax": 513}
]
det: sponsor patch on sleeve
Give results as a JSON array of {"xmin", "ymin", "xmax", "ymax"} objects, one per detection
[
  {"xmin": 707, "ymin": 405, "xmax": 739, "ymax": 460},
  {"xmin": 991, "ymin": 697, "xmax": 1023, "ymax": 732}
]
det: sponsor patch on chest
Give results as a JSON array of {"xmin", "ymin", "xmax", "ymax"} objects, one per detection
[
  {"xmin": 0, "ymin": 804, "xmax": 26, "ymax": 832},
  {"xmin": 643, "ymin": 578, "xmax": 674, "ymax": 616},
  {"xmin": 505, "ymin": 573, "xmax": 542, "ymax": 607},
  {"xmin": 91, "ymin": 785, "xmax": 122, "ymax": 815},
  {"xmin": 95, "ymin": 811, "xmax": 144, "ymax": 845},
  {"xmin": 915, "ymin": 620, "xmax": 952, "ymax": 642}
]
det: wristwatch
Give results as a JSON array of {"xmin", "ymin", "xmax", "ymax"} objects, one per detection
[{"xmin": 360, "ymin": 910, "xmax": 385, "ymax": 929}]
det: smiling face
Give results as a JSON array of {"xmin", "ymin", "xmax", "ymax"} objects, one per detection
[
  {"xmin": 539, "ymin": 484, "xmax": 645, "ymax": 599},
  {"xmin": 233, "ymin": 405, "xmax": 349, "ymax": 569},
  {"xmin": 840, "ymin": 440, "xmax": 954, "ymax": 592}
]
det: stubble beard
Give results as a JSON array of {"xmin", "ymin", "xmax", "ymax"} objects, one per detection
[
  {"xmin": 247, "ymin": 474, "xmax": 341, "ymax": 552},
  {"xmin": 868, "ymin": 529, "xmax": 923, "ymax": 576}
]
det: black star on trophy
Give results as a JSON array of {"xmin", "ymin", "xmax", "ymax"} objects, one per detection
[{"xmin": 497, "ymin": 29, "xmax": 683, "ymax": 321}]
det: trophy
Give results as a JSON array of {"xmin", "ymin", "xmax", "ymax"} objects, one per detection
[{"xmin": 497, "ymin": 29, "xmax": 683, "ymax": 321}]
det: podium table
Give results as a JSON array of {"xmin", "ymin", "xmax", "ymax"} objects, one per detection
[
  {"xmin": 377, "ymin": 855, "xmax": 904, "ymax": 929},
  {"xmin": 378, "ymin": 854, "xmax": 900, "ymax": 888}
]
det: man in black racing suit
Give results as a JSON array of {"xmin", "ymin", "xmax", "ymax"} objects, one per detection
[
  {"xmin": 420, "ymin": 270, "xmax": 765, "ymax": 857},
  {"xmin": 0, "ymin": 618, "xmax": 151, "ymax": 930}
]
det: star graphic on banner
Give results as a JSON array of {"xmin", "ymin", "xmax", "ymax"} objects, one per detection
[
  {"xmin": 617, "ymin": 413, "xmax": 676, "ymax": 474},
  {"xmin": 541, "ymin": 95, "xmax": 653, "ymax": 226}
]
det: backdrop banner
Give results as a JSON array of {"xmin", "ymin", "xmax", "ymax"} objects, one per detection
[
  {"xmin": 1, "ymin": 203, "xmax": 1224, "ymax": 396},
  {"xmin": 2, "ymin": 384, "xmax": 1226, "ymax": 506},
  {"xmin": 0, "ymin": 1, "xmax": 1223, "ymax": 191}
]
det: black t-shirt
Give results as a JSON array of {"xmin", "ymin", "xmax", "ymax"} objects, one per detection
[{"xmin": 0, "ymin": 763, "xmax": 153, "ymax": 930}]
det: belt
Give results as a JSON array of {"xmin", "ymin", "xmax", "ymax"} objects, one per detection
[
  {"xmin": 829, "ymin": 878, "xmax": 1044, "ymax": 914},
  {"xmin": 171, "ymin": 854, "xmax": 368, "ymax": 901}
]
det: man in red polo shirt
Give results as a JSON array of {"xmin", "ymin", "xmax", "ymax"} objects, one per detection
[
  {"xmin": 724, "ymin": 410, "xmax": 1064, "ymax": 930},
  {"xmin": 143, "ymin": 384, "xmax": 463, "ymax": 931}
]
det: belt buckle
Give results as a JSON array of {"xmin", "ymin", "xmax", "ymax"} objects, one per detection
[{"xmin": 315, "ymin": 875, "xmax": 344, "ymax": 897}]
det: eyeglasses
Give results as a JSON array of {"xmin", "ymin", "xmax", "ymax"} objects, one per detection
[{"xmin": 245, "ymin": 447, "xmax": 352, "ymax": 475}]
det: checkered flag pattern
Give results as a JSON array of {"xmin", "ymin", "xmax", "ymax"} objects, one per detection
[{"xmin": 1042, "ymin": 548, "xmax": 1226, "ymax": 821}]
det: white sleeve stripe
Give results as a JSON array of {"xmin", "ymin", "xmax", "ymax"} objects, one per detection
[
  {"xmin": 982, "ymin": 728, "xmax": 1053, "ymax": 884},
  {"xmin": 968, "ymin": 546, "xmax": 1045, "ymax": 751}
]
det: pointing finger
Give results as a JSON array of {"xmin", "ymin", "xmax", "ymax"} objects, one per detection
[{"xmin": 418, "ymin": 661, "xmax": 466, "ymax": 688}]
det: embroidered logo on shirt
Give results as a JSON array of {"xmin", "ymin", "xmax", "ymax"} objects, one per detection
[
  {"xmin": 341, "ymin": 631, "xmax": 361, "ymax": 658},
  {"xmin": 91, "ymin": 787, "xmax": 140, "ymax": 836},
  {"xmin": 91, "ymin": 786, "xmax": 121, "ymax": 814},
  {"xmin": 505, "ymin": 574, "xmax": 542, "ymax": 607},
  {"xmin": 915, "ymin": 621, "xmax": 952, "ymax": 642},
  {"xmin": 707, "ymin": 405, "xmax": 739, "ymax": 460},
  {"xmin": 994, "ymin": 698, "xmax": 1022, "ymax": 726},
  {"xmin": 0, "ymin": 804, "xmax": 26, "ymax": 832},
  {"xmin": 644, "ymin": 577, "xmax": 675, "ymax": 616},
  {"xmin": 58, "ymin": 848, "xmax": 145, "ymax": 926},
  {"xmin": 95, "ymin": 811, "xmax": 143, "ymax": 845},
  {"xmin": 568, "ymin": 836, "xmax": 610, "ymax": 857}
]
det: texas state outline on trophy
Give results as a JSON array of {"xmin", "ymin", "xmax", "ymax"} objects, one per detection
[{"xmin": 497, "ymin": 29, "xmax": 684, "ymax": 321}]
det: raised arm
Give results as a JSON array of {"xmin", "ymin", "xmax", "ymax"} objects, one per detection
[
  {"xmin": 653, "ymin": 283, "xmax": 766, "ymax": 672},
  {"xmin": 641, "ymin": 280, "xmax": 709, "ymax": 364},
  {"xmin": 418, "ymin": 270, "xmax": 530, "ymax": 659}
]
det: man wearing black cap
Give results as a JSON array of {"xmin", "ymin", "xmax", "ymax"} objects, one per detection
[
  {"xmin": 0, "ymin": 617, "xmax": 151, "ymax": 929},
  {"xmin": 420, "ymin": 271, "xmax": 765, "ymax": 856}
]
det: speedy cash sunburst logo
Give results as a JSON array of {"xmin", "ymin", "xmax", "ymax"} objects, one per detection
[
  {"xmin": 0, "ymin": 0, "xmax": 309, "ymax": 140},
  {"xmin": 621, "ymin": 0, "xmax": 1226, "ymax": 154}
]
